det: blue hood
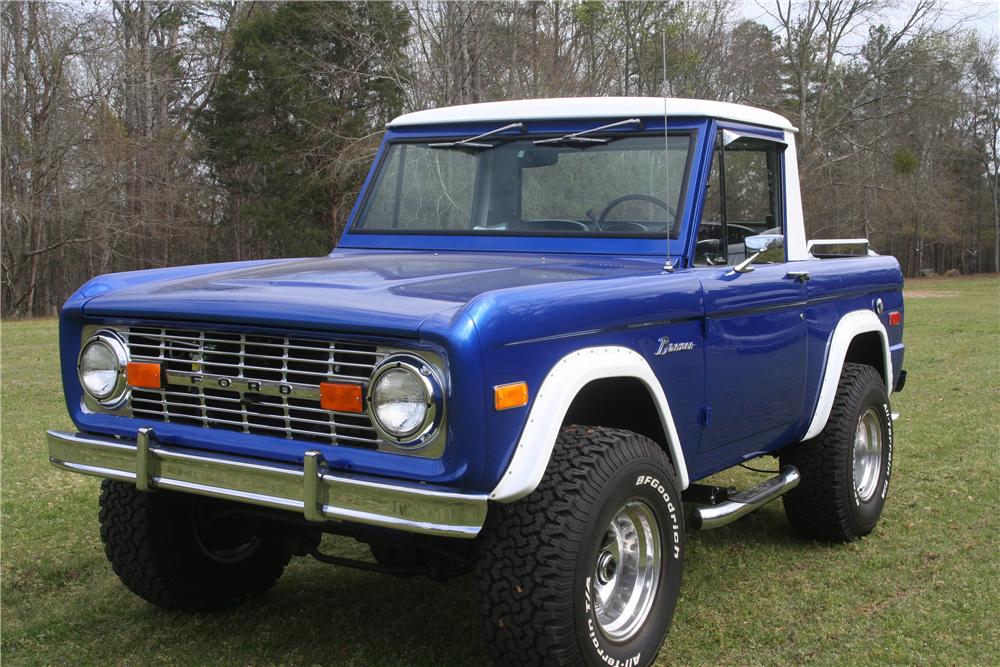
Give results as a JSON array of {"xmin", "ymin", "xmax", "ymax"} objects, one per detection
[{"xmin": 80, "ymin": 250, "xmax": 662, "ymax": 335}]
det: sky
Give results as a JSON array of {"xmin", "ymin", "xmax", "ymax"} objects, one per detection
[
  {"xmin": 933, "ymin": 0, "xmax": 999, "ymax": 40},
  {"xmin": 745, "ymin": 0, "xmax": 999, "ymax": 60}
]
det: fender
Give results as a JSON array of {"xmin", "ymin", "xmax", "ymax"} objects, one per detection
[
  {"xmin": 489, "ymin": 346, "xmax": 688, "ymax": 502},
  {"xmin": 802, "ymin": 309, "xmax": 892, "ymax": 441}
]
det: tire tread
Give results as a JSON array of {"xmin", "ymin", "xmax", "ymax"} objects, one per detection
[
  {"xmin": 476, "ymin": 426, "xmax": 676, "ymax": 666},
  {"xmin": 99, "ymin": 480, "xmax": 290, "ymax": 610},
  {"xmin": 781, "ymin": 362, "xmax": 888, "ymax": 541}
]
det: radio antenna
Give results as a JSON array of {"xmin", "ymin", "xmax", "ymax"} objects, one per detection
[{"xmin": 662, "ymin": 30, "xmax": 674, "ymax": 272}]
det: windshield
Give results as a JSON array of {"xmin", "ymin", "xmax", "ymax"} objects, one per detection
[{"xmin": 353, "ymin": 134, "xmax": 692, "ymax": 238}]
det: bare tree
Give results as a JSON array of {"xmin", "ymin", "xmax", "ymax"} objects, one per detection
[{"xmin": 2, "ymin": 0, "xmax": 997, "ymax": 316}]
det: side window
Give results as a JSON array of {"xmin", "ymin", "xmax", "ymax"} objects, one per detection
[
  {"xmin": 696, "ymin": 144, "xmax": 725, "ymax": 264},
  {"xmin": 695, "ymin": 132, "xmax": 784, "ymax": 266}
]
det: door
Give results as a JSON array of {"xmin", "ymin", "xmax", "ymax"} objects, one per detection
[{"xmin": 694, "ymin": 129, "xmax": 807, "ymax": 456}]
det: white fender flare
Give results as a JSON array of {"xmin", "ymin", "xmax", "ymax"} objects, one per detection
[
  {"xmin": 489, "ymin": 346, "xmax": 688, "ymax": 502},
  {"xmin": 802, "ymin": 310, "xmax": 892, "ymax": 441}
]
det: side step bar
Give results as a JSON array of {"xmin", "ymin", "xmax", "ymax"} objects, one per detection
[{"xmin": 690, "ymin": 465, "xmax": 801, "ymax": 530}]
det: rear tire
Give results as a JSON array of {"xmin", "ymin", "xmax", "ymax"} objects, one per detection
[
  {"xmin": 477, "ymin": 426, "xmax": 684, "ymax": 667},
  {"xmin": 99, "ymin": 480, "xmax": 291, "ymax": 610},
  {"xmin": 781, "ymin": 362, "xmax": 893, "ymax": 541}
]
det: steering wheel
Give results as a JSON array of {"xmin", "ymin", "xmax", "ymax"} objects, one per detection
[{"xmin": 597, "ymin": 194, "xmax": 676, "ymax": 232}]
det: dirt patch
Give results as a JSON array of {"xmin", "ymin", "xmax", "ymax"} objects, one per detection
[
  {"xmin": 905, "ymin": 291, "xmax": 959, "ymax": 298},
  {"xmin": 857, "ymin": 586, "xmax": 920, "ymax": 616}
]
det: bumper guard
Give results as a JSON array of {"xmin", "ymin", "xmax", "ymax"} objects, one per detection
[{"xmin": 47, "ymin": 429, "xmax": 487, "ymax": 538}]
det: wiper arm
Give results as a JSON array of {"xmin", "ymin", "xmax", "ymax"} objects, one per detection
[
  {"xmin": 428, "ymin": 122, "xmax": 526, "ymax": 150},
  {"xmin": 533, "ymin": 118, "xmax": 643, "ymax": 146}
]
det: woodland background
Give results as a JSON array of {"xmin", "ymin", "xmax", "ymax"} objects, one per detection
[{"xmin": 2, "ymin": 0, "xmax": 998, "ymax": 317}]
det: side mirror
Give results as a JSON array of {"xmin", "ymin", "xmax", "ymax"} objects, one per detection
[
  {"xmin": 744, "ymin": 234, "xmax": 784, "ymax": 253},
  {"xmin": 734, "ymin": 234, "xmax": 784, "ymax": 273}
]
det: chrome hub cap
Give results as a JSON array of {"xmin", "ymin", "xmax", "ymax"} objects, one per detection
[
  {"xmin": 853, "ymin": 408, "xmax": 883, "ymax": 502},
  {"xmin": 591, "ymin": 500, "xmax": 661, "ymax": 642}
]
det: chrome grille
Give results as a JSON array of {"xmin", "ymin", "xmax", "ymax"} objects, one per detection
[{"xmin": 122, "ymin": 326, "xmax": 385, "ymax": 449}]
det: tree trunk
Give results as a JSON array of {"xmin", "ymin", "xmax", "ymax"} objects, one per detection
[
  {"xmin": 140, "ymin": 0, "xmax": 154, "ymax": 138},
  {"xmin": 993, "ymin": 172, "xmax": 999, "ymax": 273}
]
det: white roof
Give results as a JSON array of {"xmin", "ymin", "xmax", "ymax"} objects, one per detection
[{"xmin": 388, "ymin": 97, "xmax": 796, "ymax": 131}]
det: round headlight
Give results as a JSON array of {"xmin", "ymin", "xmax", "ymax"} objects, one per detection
[
  {"xmin": 78, "ymin": 332, "xmax": 128, "ymax": 407},
  {"xmin": 368, "ymin": 357, "xmax": 440, "ymax": 446}
]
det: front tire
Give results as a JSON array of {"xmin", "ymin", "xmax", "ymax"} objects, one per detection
[
  {"xmin": 477, "ymin": 426, "xmax": 684, "ymax": 667},
  {"xmin": 99, "ymin": 480, "xmax": 291, "ymax": 610},
  {"xmin": 781, "ymin": 362, "xmax": 894, "ymax": 541}
]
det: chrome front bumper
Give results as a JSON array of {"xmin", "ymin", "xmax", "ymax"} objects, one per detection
[{"xmin": 46, "ymin": 429, "xmax": 488, "ymax": 538}]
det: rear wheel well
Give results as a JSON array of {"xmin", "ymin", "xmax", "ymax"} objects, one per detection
[
  {"xmin": 844, "ymin": 332, "xmax": 886, "ymax": 386},
  {"xmin": 562, "ymin": 377, "xmax": 673, "ymax": 464}
]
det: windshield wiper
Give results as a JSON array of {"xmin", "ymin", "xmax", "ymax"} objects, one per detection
[
  {"xmin": 428, "ymin": 122, "xmax": 526, "ymax": 150},
  {"xmin": 533, "ymin": 118, "xmax": 643, "ymax": 147}
]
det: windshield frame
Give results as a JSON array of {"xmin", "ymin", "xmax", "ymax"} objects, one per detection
[{"xmin": 339, "ymin": 117, "xmax": 709, "ymax": 257}]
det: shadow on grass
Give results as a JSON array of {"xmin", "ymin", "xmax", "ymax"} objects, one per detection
[
  {"xmin": 50, "ymin": 511, "xmax": 808, "ymax": 666},
  {"xmin": 7, "ymin": 499, "xmax": 866, "ymax": 666},
  {"xmin": 126, "ymin": 563, "xmax": 490, "ymax": 665},
  {"xmin": 688, "ymin": 504, "xmax": 810, "ymax": 548}
]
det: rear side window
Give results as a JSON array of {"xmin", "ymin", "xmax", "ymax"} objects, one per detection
[{"xmin": 695, "ymin": 133, "xmax": 783, "ymax": 266}]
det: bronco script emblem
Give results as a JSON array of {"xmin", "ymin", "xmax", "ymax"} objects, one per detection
[{"xmin": 655, "ymin": 336, "xmax": 696, "ymax": 356}]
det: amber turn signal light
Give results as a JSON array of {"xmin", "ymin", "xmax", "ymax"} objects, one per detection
[
  {"xmin": 320, "ymin": 382, "xmax": 364, "ymax": 413},
  {"xmin": 494, "ymin": 381, "xmax": 529, "ymax": 411},
  {"xmin": 126, "ymin": 362, "xmax": 162, "ymax": 389}
]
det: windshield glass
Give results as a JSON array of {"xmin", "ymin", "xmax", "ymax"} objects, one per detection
[{"xmin": 353, "ymin": 134, "xmax": 691, "ymax": 238}]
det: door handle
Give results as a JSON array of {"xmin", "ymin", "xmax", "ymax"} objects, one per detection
[{"xmin": 785, "ymin": 271, "xmax": 811, "ymax": 283}]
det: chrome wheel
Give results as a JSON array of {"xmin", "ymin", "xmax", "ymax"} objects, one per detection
[
  {"xmin": 853, "ymin": 408, "xmax": 883, "ymax": 502},
  {"xmin": 592, "ymin": 500, "xmax": 661, "ymax": 642}
]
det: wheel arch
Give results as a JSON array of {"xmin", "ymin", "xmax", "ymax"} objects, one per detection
[
  {"xmin": 845, "ymin": 331, "xmax": 887, "ymax": 386},
  {"xmin": 803, "ymin": 309, "xmax": 892, "ymax": 441},
  {"xmin": 489, "ymin": 346, "xmax": 689, "ymax": 502},
  {"xmin": 562, "ymin": 377, "xmax": 671, "ymax": 454}
]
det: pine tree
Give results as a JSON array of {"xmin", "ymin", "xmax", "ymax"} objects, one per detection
[{"xmin": 199, "ymin": 2, "xmax": 410, "ymax": 258}]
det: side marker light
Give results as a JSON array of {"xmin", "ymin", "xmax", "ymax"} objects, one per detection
[{"xmin": 495, "ymin": 382, "xmax": 529, "ymax": 411}]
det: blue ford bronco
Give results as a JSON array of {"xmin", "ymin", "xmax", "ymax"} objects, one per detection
[{"xmin": 50, "ymin": 98, "xmax": 905, "ymax": 666}]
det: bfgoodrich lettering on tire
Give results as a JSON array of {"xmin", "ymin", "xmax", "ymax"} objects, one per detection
[
  {"xmin": 780, "ymin": 362, "xmax": 893, "ymax": 542},
  {"xmin": 477, "ymin": 426, "xmax": 684, "ymax": 667}
]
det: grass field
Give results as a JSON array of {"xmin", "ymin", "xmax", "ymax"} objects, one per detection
[{"xmin": 2, "ymin": 275, "xmax": 998, "ymax": 666}]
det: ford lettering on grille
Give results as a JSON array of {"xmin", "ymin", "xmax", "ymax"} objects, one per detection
[{"xmin": 175, "ymin": 373, "xmax": 314, "ymax": 398}]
